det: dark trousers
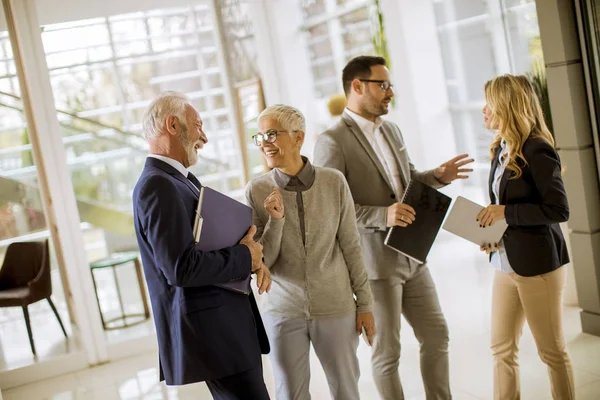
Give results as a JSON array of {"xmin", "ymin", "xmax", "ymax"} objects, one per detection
[{"xmin": 206, "ymin": 362, "xmax": 270, "ymax": 400}]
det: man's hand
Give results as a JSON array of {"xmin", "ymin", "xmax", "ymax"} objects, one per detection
[
  {"xmin": 477, "ymin": 205, "xmax": 506, "ymax": 228},
  {"xmin": 264, "ymin": 189, "xmax": 284, "ymax": 220},
  {"xmin": 356, "ymin": 312, "xmax": 376, "ymax": 346},
  {"xmin": 239, "ymin": 225, "xmax": 264, "ymax": 272},
  {"xmin": 434, "ymin": 154, "xmax": 475, "ymax": 184},
  {"xmin": 254, "ymin": 265, "xmax": 272, "ymax": 295},
  {"xmin": 387, "ymin": 203, "xmax": 416, "ymax": 227},
  {"xmin": 480, "ymin": 243, "xmax": 499, "ymax": 255}
]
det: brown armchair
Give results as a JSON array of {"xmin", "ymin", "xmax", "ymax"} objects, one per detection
[{"xmin": 0, "ymin": 240, "xmax": 67, "ymax": 356}]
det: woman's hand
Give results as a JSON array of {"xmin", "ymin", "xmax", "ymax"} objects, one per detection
[
  {"xmin": 480, "ymin": 243, "xmax": 499, "ymax": 255},
  {"xmin": 264, "ymin": 188, "xmax": 284, "ymax": 219},
  {"xmin": 477, "ymin": 204, "xmax": 506, "ymax": 227},
  {"xmin": 254, "ymin": 264, "xmax": 272, "ymax": 295},
  {"xmin": 356, "ymin": 312, "xmax": 376, "ymax": 346}
]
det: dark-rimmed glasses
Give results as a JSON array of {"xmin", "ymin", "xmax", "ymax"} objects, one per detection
[
  {"xmin": 359, "ymin": 79, "xmax": 394, "ymax": 91},
  {"xmin": 252, "ymin": 129, "xmax": 298, "ymax": 146}
]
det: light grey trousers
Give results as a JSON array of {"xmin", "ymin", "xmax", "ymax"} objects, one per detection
[
  {"xmin": 370, "ymin": 265, "xmax": 451, "ymax": 400},
  {"xmin": 263, "ymin": 313, "xmax": 360, "ymax": 400}
]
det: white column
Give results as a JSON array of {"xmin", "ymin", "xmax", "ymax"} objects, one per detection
[
  {"xmin": 246, "ymin": 0, "xmax": 319, "ymax": 155},
  {"xmin": 210, "ymin": 0, "xmax": 250, "ymax": 184},
  {"xmin": 246, "ymin": 0, "xmax": 293, "ymax": 104},
  {"xmin": 2, "ymin": 0, "xmax": 107, "ymax": 364},
  {"xmin": 379, "ymin": 0, "xmax": 458, "ymax": 181},
  {"xmin": 562, "ymin": 223, "xmax": 579, "ymax": 306},
  {"xmin": 487, "ymin": 0, "xmax": 512, "ymax": 74},
  {"xmin": 325, "ymin": 0, "xmax": 347, "ymax": 89}
]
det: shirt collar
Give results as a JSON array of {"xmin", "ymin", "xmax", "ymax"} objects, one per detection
[
  {"xmin": 498, "ymin": 140, "xmax": 510, "ymax": 165},
  {"xmin": 344, "ymin": 108, "xmax": 383, "ymax": 138},
  {"xmin": 272, "ymin": 156, "xmax": 315, "ymax": 190},
  {"xmin": 147, "ymin": 154, "xmax": 189, "ymax": 178}
]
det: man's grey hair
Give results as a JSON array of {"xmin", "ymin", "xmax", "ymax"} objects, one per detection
[
  {"xmin": 258, "ymin": 104, "xmax": 306, "ymax": 133},
  {"xmin": 142, "ymin": 91, "xmax": 190, "ymax": 140}
]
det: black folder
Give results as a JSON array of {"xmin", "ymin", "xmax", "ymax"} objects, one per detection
[
  {"xmin": 384, "ymin": 179, "xmax": 451, "ymax": 264},
  {"xmin": 195, "ymin": 186, "xmax": 252, "ymax": 294}
]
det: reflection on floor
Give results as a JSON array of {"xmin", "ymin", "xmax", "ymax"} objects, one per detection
[
  {"xmin": 3, "ymin": 232, "xmax": 600, "ymax": 399},
  {"xmin": 0, "ymin": 292, "xmax": 76, "ymax": 372},
  {"xmin": 0, "ymin": 227, "xmax": 155, "ymax": 372},
  {"xmin": 0, "ymin": 227, "xmax": 156, "ymax": 372}
]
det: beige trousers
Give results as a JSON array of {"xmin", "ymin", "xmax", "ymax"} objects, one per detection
[
  {"xmin": 491, "ymin": 267, "xmax": 575, "ymax": 400},
  {"xmin": 370, "ymin": 265, "xmax": 450, "ymax": 400}
]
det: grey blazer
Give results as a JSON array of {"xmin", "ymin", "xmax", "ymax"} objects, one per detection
[{"xmin": 313, "ymin": 112, "xmax": 442, "ymax": 279}]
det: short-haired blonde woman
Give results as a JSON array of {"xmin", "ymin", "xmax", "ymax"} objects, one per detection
[
  {"xmin": 477, "ymin": 74, "xmax": 575, "ymax": 400},
  {"xmin": 245, "ymin": 104, "xmax": 374, "ymax": 400}
]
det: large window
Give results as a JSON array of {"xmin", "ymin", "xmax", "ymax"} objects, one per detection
[
  {"xmin": 0, "ymin": 1, "xmax": 253, "ymax": 366},
  {"xmin": 0, "ymin": 38, "xmax": 73, "ymax": 375},
  {"xmin": 432, "ymin": 0, "xmax": 543, "ymax": 189},
  {"xmin": 300, "ymin": 0, "xmax": 378, "ymax": 99},
  {"xmin": 37, "ymin": 4, "xmax": 246, "ymax": 205},
  {"xmin": 39, "ymin": 3, "xmax": 246, "ymax": 346}
]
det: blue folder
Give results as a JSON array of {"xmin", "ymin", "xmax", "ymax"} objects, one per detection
[{"xmin": 194, "ymin": 186, "xmax": 252, "ymax": 295}]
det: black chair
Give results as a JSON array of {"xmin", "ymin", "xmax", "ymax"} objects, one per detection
[{"xmin": 0, "ymin": 240, "xmax": 67, "ymax": 356}]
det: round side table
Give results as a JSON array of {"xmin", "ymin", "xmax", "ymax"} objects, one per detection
[{"xmin": 90, "ymin": 251, "xmax": 150, "ymax": 330}]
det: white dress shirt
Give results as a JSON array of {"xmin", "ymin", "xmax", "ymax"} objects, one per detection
[
  {"xmin": 147, "ymin": 154, "xmax": 199, "ymax": 191},
  {"xmin": 344, "ymin": 108, "xmax": 404, "ymax": 197},
  {"xmin": 490, "ymin": 142, "xmax": 515, "ymax": 274}
]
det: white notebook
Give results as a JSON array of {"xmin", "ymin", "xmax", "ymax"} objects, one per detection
[{"xmin": 442, "ymin": 196, "xmax": 508, "ymax": 246}]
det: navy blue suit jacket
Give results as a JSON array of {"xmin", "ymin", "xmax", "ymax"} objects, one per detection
[{"xmin": 133, "ymin": 157, "xmax": 269, "ymax": 385}]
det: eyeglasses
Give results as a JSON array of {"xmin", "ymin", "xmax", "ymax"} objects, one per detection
[
  {"xmin": 359, "ymin": 79, "xmax": 394, "ymax": 92},
  {"xmin": 251, "ymin": 129, "xmax": 298, "ymax": 146}
]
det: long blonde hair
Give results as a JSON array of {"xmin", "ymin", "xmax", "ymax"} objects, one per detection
[{"xmin": 485, "ymin": 74, "xmax": 555, "ymax": 179}]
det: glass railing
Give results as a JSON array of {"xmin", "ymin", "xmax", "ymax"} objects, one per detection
[{"xmin": 0, "ymin": 92, "xmax": 228, "ymax": 239}]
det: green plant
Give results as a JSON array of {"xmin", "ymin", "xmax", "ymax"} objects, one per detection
[
  {"xmin": 371, "ymin": 0, "xmax": 394, "ymax": 107},
  {"xmin": 527, "ymin": 59, "xmax": 554, "ymax": 136},
  {"xmin": 372, "ymin": 0, "xmax": 389, "ymax": 65}
]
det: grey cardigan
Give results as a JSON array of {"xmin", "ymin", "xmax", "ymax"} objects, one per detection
[{"xmin": 245, "ymin": 166, "xmax": 373, "ymax": 319}]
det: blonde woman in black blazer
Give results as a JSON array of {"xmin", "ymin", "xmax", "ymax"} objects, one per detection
[{"xmin": 477, "ymin": 74, "xmax": 575, "ymax": 400}]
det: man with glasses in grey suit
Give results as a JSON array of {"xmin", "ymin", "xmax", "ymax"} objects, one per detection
[{"xmin": 314, "ymin": 56, "xmax": 474, "ymax": 400}]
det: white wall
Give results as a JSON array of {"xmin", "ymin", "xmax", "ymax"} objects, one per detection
[
  {"xmin": 380, "ymin": 0, "xmax": 457, "ymax": 172},
  {"xmin": 250, "ymin": 0, "xmax": 460, "ymax": 180},
  {"xmin": 246, "ymin": 0, "xmax": 318, "ymax": 158}
]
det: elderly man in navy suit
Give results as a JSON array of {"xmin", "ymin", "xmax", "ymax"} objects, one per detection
[{"xmin": 133, "ymin": 91, "xmax": 272, "ymax": 399}]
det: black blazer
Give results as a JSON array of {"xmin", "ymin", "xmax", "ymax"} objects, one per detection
[
  {"xmin": 133, "ymin": 157, "xmax": 269, "ymax": 386},
  {"xmin": 489, "ymin": 136, "xmax": 570, "ymax": 277}
]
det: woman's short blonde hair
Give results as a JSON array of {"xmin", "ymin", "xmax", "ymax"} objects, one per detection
[{"xmin": 258, "ymin": 104, "xmax": 306, "ymax": 132}]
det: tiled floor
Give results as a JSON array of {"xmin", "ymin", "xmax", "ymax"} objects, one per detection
[
  {"xmin": 0, "ymin": 227, "xmax": 150, "ymax": 373},
  {"xmin": 3, "ymin": 231, "xmax": 600, "ymax": 399}
]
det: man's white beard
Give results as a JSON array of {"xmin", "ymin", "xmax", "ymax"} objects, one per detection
[
  {"xmin": 186, "ymin": 142, "xmax": 199, "ymax": 167},
  {"xmin": 180, "ymin": 124, "xmax": 199, "ymax": 167}
]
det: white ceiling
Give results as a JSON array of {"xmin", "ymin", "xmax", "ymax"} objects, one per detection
[{"xmin": 0, "ymin": 0, "xmax": 205, "ymax": 29}]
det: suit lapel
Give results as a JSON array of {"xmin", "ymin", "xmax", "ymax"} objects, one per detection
[
  {"xmin": 342, "ymin": 113, "xmax": 394, "ymax": 192},
  {"xmin": 489, "ymin": 147, "xmax": 500, "ymax": 204},
  {"xmin": 186, "ymin": 172, "xmax": 203, "ymax": 192},
  {"xmin": 145, "ymin": 157, "xmax": 200, "ymax": 197},
  {"xmin": 498, "ymin": 167, "xmax": 511, "ymax": 204},
  {"xmin": 380, "ymin": 123, "xmax": 409, "ymax": 188},
  {"xmin": 172, "ymin": 172, "xmax": 201, "ymax": 197}
]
